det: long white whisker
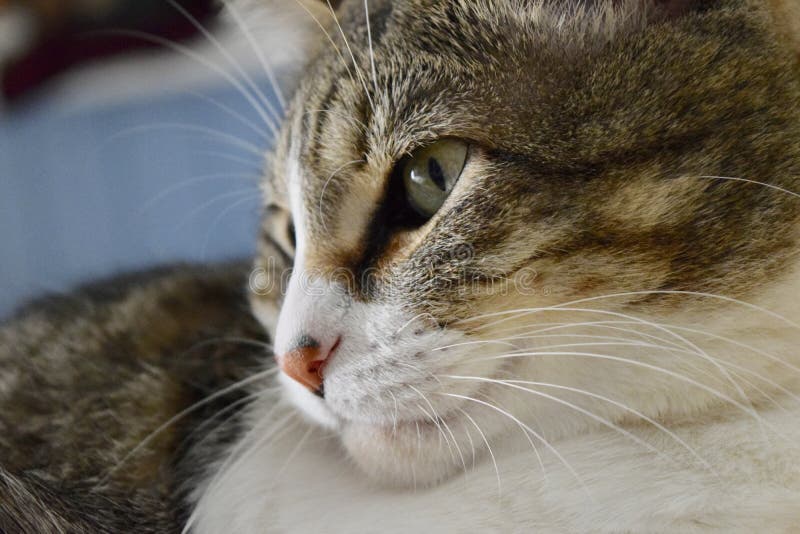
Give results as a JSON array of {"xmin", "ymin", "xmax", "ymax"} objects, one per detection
[
  {"xmin": 457, "ymin": 407, "xmax": 502, "ymax": 497},
  {"xmin": 137, "ymin": 172, "xmax": 257, "ymax": 216},
  {"xmin": 696, "ymin": 175, "xmax": 800, "ymax": 201},
  {"xmin": 441, "ymin": 392, "xmax": 590, "ymax": 500},
  {"xmin": 291, "ymin": 0, "xmax": 360, "ymax": 90},
  {"xmin": 184, "ymin": 88, "xmax": 271, "ymax": 139},
  {"xmin": 221, "ymin": 0, "xmax": 288, "ymax": 110},
  {"xmin": 183, "ymin": 410, "xmax": 297, "ymax": 534},
  {"xmin": 364, "ymin": 0, "xmax": 379, "ymax": 94},
  {"xmin": 409, "ymin": 385, "xmax": 457, "ymax": 462},
  {"xmin": 97, "ymin": 367, "xmax": 279, "ymax": 487},
  {"xmin": 273, "ymin": 426, "xmax": 314, "ymax": 480},
  {"xmin": 171, "ymin": 189, "xmax": 259, "ymax": 237},
  {"xmin": 448, "ymin": 375, "xmax": 714, "ymax": 473},
  {"xmin": 90, "ymin": 29, "xmax": 279, "ymax": 135},
  {"xmin": 462, "ymin": 306, "xmax": 757, "ymax": 422},
  {"xmin": 464, "ymin": 320, "xmax": 688, "ymax": 352},
  {"xmin": 476, "ymin": 350, "xmax": 784, "ymax": 438},
  {"xmin": 324, "ymin": 0, "xmax": 376, "ymax": 112},
  {"xmin": 190, "ymin": 150, "xmax": 262, "ymax": 169},
  {"xmin": 165, "ymin": 0, "xmax": 283, "ymax": 125},
  {"xmin": 104, "ymin": 123, "xmax": 265, "ymax": 157},
  {"xmin": 201, "ymin": 195, "xmax": 261, "ymax": 258},
  {"xmin": 413, "ymin": 402, "xmax": 447, "ymax": 452},
  {"xmin": 450, "ymin": 375, "xmax": 670, "ymax": 460}
]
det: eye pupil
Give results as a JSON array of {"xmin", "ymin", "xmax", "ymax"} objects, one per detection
[
  {"xmin": 287, "ymin": 221, "xmax": 296, "ymax": 249},
  {"xmin": 428, "ymin": 158, "xmax": 447, "ymax": 191}
]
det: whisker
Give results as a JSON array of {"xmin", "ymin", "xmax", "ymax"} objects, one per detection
[
  {"xmin": 102, "ymin": 122, "xmax": 265, "ymax": 157},
  {"xmin": 455, "ymin": 320, "xmax": 687, "ymax": 352},
  {"xmin": 96, "ymin": 366, "xmax": 279, "ymax": 487},
  {"xmin": 696, "ymin": 175, "xmax": 800, "ymax": 201},
  {"xmin": 170, "ymin": 189, "xmax": 260, "ymax": 237},
  {"xmin": 448, "ymin": 375, "xmax": 715, "ymax": 473},
  {"xmin": 201, "ymin": 195, "xmax": 261, "ymax": 259},
  {"xmin": 388, "ymin": 390, "xmax": 399, "ymax": 436},
  {"xmin": 86, "ymin": 29, "xmax": 279, "ymax": 135},
  {"xmin": 665, "ymin": 322, "xmax": 800, "ymax": 377},
  {"xmin": 324, "ymin": 0, "xmax": 376, "ymax": 112},
  {"xmin": 457, "ymin": 407, "xmax": 502, "ymax": 497},
  {"xmin": 441, "ymin": 392, "xmax": 590, "ymax": 501},
  {"xmin": 177, "ymin": 386, "xmax": 280, "ymax": 456},
  {"xmin": 413, "ymin": 402, "xmax": 447, "ymax": 453},
  {"xmin": 474, "ymin": 350, "xmax": 783, "ymax": 438},
  {"xmin": 363, "ymin": 0, "xmax": 379, "ymax": 94},
  {"xmin": 461, "ymin": 306, "xmax": 758, "ymax": 422},
  {"xmin": 165, "ymin": 0, "xmax": 283, "ymax": 126},
  {"xmin": 459, "ymin": 416, "xmax": 477, "ymax": 471},
  {"xmin": 189, "ymin": 150, "xmax": 263, "ymax": 169},
  {"xmin": 291, "ymin": 0, "xmax": 360, "ymax": 91},
  {"xmin": 183, "ymin": 409, "xmax": 298, "ymax": 534},
  {"xmin": 273, "ymin": 426, "xmax": 314, "ymax": 481},
  {"xmin": 221, "ymin": 0, "xmax": 288, "ymax": 110},
  {"xmin": 409, "ymin": 385, "xmax": 458, "ymax": 463},
  {"xmin": 183, "ymin": 88, "xmax": 272, "ymax": 140},
  {"xmin": 137, "ymin": 172, "xmax": 257, "ymax": 216}
]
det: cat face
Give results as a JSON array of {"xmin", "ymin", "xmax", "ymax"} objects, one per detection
[{"xmin": 252, "ymin": 0, "xmax": 800, "ymax": 487}]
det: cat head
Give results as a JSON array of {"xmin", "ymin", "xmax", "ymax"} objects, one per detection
[{"xmin": 250, "ymin": 0, "xmax": 800, "ymax": 487}]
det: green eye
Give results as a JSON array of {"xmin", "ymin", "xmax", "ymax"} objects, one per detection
[{"xmin": 403, "ymin": 139, "xmax": 469, "ymax": 219}]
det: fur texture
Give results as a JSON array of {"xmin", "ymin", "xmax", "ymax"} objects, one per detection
[
  {"xmin": 202, "ymin": 0, "xmax": 800, "ymax": 530},
  {"xmin": 0, "ymin": 264, "xmax": 271, "ymax": 532},
  {"xmin": 4, "ymin": 0, "xmax": 800, "ymax": 532}
]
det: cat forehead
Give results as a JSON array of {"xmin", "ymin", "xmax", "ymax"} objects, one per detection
[{"xmin": 278, "ymin": 0, "xmax": 783, "ymax": 171}]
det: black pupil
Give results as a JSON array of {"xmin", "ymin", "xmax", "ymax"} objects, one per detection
[
  {"xmin": 287, "ymin": 221, "xmax": 296, "ymax": 249},
  {"xmin": 428, "ymin": 157, "xmax": 447, "ymax": 191}
]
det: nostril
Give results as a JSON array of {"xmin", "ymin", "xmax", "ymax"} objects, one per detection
[
  {"xmin": 278, "ymin": 335, "xmax": 341, "ymax": 394},
  {"xmin": 307, "ymin": 358, "xmax": 325, "ymax": 376}
]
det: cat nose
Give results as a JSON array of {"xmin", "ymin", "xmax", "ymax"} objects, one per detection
[{"xmin": 277, "ymin": 335, "xmax": 340, "ymax": 396}]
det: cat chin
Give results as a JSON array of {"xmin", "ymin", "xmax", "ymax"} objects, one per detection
[
  {"xmin": 340, "ymin": 420, "xmax": 463, "ymax": 488},
  {"xmin": 279, "ymin": 376, "xmax": 461, "ymax": 487}
]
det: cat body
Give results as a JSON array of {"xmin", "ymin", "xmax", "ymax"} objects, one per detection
[
  {"xmin": 4, "ymin": 0, "xmax": 800, "ymax": 532},
  {"xmin": 0, "ymin": 265, "xmax": 268, "ymax": 533}
]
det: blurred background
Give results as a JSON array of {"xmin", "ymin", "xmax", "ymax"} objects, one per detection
[{"xmin": 0, "ymin": 0, "xmax": 307, "ymax": 318}]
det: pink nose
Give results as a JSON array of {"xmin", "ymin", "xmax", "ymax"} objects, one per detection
[{"xmin": 277, "ymin": 337, "xmax": 339, "ymax": 395}]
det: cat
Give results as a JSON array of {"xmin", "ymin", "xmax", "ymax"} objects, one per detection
[{"xmin": 4, "ymin": 0, "xmax": 800, "ymax": 532}]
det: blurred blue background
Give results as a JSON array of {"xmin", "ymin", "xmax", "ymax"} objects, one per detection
[{"xmin": 0, "ymin": 52, "xmax": 282, "ymax": 318}]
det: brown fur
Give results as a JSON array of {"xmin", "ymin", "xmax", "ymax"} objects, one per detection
[
  {"xmin": 263, "ymin": 0, "xmax": 800, "ymax": 322},
  {"xmin": 4, "ymin": 0, "xmax": 800, "ymax": 530},
  {"xmin": 0, "ymin": 264, "xmax": 272, "ymax": 532}
]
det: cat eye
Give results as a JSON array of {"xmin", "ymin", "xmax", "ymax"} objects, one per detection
[{"xmin": 402, "ymin": 139, "xmax": 468, "ymax": 219}]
